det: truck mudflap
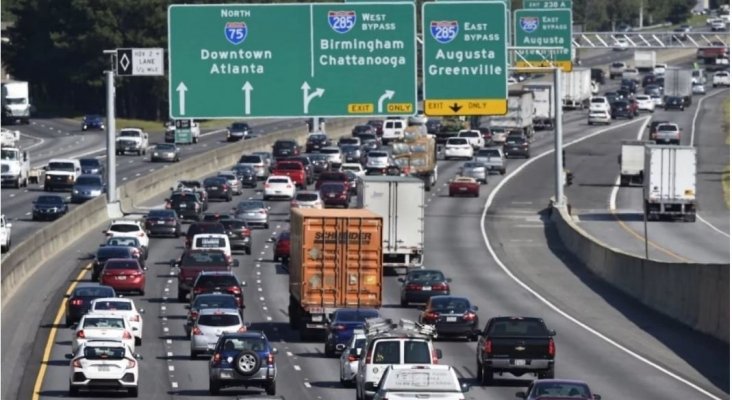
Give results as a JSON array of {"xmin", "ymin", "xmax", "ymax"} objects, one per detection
[{"xmin": 645, "ymin": 201, "xmax": 696, "ymax": 222}]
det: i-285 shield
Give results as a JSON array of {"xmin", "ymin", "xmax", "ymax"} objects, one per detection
[
  {"xmin": 328, "ymin": 11, "xmax": 356, "ymax": 34},
  {"xmin": 430, "ymin": 20, "xmax": 458, "ymax": 44}
]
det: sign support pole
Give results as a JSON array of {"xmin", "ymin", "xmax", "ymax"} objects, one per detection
[
  {"xmin": 553, "ymin": 67, "xmax": 564, "ymax": 207},
  {"xmin": 105, "ymin": 69, "xmax": 117, "ymax": 203}
]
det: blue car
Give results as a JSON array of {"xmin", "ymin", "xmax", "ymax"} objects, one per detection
[
  {"xmin": 81, "ymin": 114, "xmax": 105, "ymax": 131},
  {"xmin": 208, "ymin": 331, "xmax": 278, "ymax": 395},
  {"xmin": 324, "ymin": 308, "xmax": 380, "ymax": 357}
]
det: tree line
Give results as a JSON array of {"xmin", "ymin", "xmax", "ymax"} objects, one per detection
[{"xmin": 2, "ymin": 0, "xmax": 698, "ymax": 120}]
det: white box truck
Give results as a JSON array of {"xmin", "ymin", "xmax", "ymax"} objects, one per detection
[
  {"xmin": 482, "ymin": 89, "xmax": 535, "ymax": 139},
  {"xmin": 619, "ymin": 140, "xmax": 653, "ymax": 186},
  {"xmin": 356, "ymin": 176, "xmax": 424, "ymax": 273},
  {"xmin": 1, "ymin": 81, "xmax": 31, "ymax": 125},
  {"xmin": 644, "ymin": 145, "xmax": 696, "ymax": 222},
  {"xmin": 561, "ymin": 68, "xmax": 592, "ymax": 110},
  {"xmin": 523, "ymin": 83, "xmax": 554, "ymax": 130},
  {"xmin": 634, "ymin": 50, "xmax": 657, "ymax": 72},
  {"xmin": 664, "ymin": 68, "xmax": 693, "ymax": 107}
]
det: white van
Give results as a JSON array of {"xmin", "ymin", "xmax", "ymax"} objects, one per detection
[
  {"xmin": 381, "ymin": 119, "xmax": 406, "ymax": 144},
  {"xmin": 191, "ymin": 234, "xmax": 231, "ymax": 261}
]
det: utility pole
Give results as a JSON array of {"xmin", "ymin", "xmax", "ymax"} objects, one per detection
[{"xmin": 639, "ymin": 0, "xmax": 644, "ymax": 29}]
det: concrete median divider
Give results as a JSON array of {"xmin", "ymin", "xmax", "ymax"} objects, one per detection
[
  {"xmin": 1, "ymin": 118, "xmax": 367, "ymax": 305},
  {"xmin": 551, "ymin": 203, "xmax": 730, "ymax": 343}
]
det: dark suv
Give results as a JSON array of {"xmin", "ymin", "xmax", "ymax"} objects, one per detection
[
  {"xmin": 167, "ymin": 191, "xmax": 204, "ymax": 221},
  {"xmin": 144, "ymin": 209, "xmax": 181, "ymax": 237},
  {"xmin": 79, "ymin": 158, "xmax": 105, "ymax": 175},
  {"xmin": 191, "ymin": 271, "xmax": 246, "ymax": 309},
  {"xmin": 306, "ymin": 134, "xmax": 331, "ymax": 153},
  {"xmin": 203, "ymin": 176, "xmax": 233, "ymax": 202},
  {"xmin": 220, "ymin": 219, "xmax": 252, "ymax": 255},
  {"xmin": 208, "ymin": 331, "xmax": 278, "ymax": 395},
  {"xmin": 503, "ymin": 134, "xmax": 530, "ymax": 159},
  {"xmin": 272, "ymin": 139, "xmax": 300, "ymax": 160}
]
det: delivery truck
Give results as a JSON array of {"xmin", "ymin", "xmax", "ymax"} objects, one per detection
[
  {"xmin": 523, "ymin": 83, "xmax": 554, "ymax": 130},
  {"xmin": 664, "ymin": 68, "xmax": 693, "ymax": 107},
  {"xmin": 356, "ymin": 176, "xmax": 424, "ymax": 274},
  {"xmin": 561, "ymin": 68, "xmax": 592, "ymax": 110},
  {"xmin": 481, "ymin": 89, "xmax": 535, "ymax": 139},
  {"xmin": 1, "ymin": 81, "xmax": 31, "ymax": 125},
  {"xmin": 288, "ymin": 208, "xmax": 383, "ymax": 340},
  {"xmin": 391, "ymin": 126, "xmax": 438, "ymax": 190},
  {"xmin": 619, "ymin": 140, "xmax": 653, "ymax": 186},
  {"xmin": 634, "ymin": 50, "xmax": 657, "ymax": 72},
  {"xmin": 644, "ymin": 145, "xmax": 696, "ymax": 222}
]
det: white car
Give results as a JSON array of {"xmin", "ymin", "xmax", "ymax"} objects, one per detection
[
  {"xmin": 457, "ymin": 129, "xmax": 485, "ymax": 149},
  {"xmin": 653, "ymin": 64, "xmax": 668, "ymax": 76},
  {"xmin": 372, "ymin": 365, "xmax": 465, "ymax": 400},
  {"xmin": 713, "ymin": 71, "xmax": 731, "ymax": 87},
  {"xmin": 589, "ymin": 96, "xmax": 610, "ymax": 112},
  {"xmin": 320, "ymin": 146, "xmax": 343, "ymax": 165},
  {"xmin": 191, "ymin": 233, "xmax": 232, "ymax": 260},
  {"xmin": 104, "ymin": 220, "xmax": 149, "ymax": 251},
  {"xmin": 365, "ymin": 151, "xmax": 392, "ymax": 169},
  {"xmin": 613, "ymin": 38, "xmax": 629, "ymax": 51},
  {"xmin": 634, "ymin": 95, "xmax": 656, "ymax": 112},
  {"xmin": 190, "ymin": 308, "xmax": 247, "ymax": 358},
  {"xmin": 587, "ymin": 110, "xmax": 611, "ymax": 125},
  {"xmin": 340, "ymin": 163, "xmax": 365, "ymax": 177},
  {"xmin": 89, "ymin": 298, "xmax": 144, "ymax": 345},
  {"xmin": 66, "ymin": 340, "xmax": 141, "ymax": 397},
  {"xmin": 692, "ymin": 82, "xmax": 707, "ymax": 94},
  {"xmin": 444, "ymin": 137, "xmax": 474, "ymax": 160},
  {"xmin": 622, "ymin": 68, "xmax": 640, "ymax": 82},
  {"xmin": 711, "ymin": 21, "xmax": 727, "ymax": 31},
  {"xmin": 263, "ymin": 175, "xmax": 296, "ymax": 200},
  {"xmin": 73, "ymin": 313, "xmax": 135, "ymax": 353},
  {"xmin": 651, "ymin": 94, "xmax": 664, "ymax": 106},
  {"xmin": 339, "ymin": 330, "xmax": 367, "ymax": 387},
  {"xmin": 290, "ymin": 191, "xmax": 324, "ymax": 209}
]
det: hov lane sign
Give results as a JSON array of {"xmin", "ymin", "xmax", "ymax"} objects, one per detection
[{"xmin": 116, "ymin": 48, "xmax": 165, "ymax": 76}]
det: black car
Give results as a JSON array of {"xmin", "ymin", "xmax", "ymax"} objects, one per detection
[
  {"xmin": 144, "ymin": 209, "xmax": 181, "ymax": 237},
  {"xmin": 641, "ymin": 74, "xmax": 656, "ymax": 88},
  {"xmin": 503, "ymin": 135, "xmax": 530, "ymax": 158},
  {"xmin": 272, "ymin": 139, "xmax": 300, "ymax": 160},
  {"xmin": 285, "ymin": 155, "xmax": 316, "ymax": 185},
  {"xmin": 191, "ymin": 271, "xmax": 246, "ymax": 309},
  {"xmin": 306, "ymin": 134, "xmax": 330, "ymax": 153},
  {"xmin": 603, "ymin": 91, "xmax": 620, "ymax": 104},
  {"xmin": 92, "ymin": 246, "xmax": 137, "ymax": 281},
  {"xmin": 307, "ymin": 153, "xmax": 331, "ymax": 176},
  {"xmin": 340, "ymin": 144, "xmax": 362, "ymax": 163},
  {"xmin": 590, "ymin": 68, "xmax": 606, "ymax": 85},
  {"xmin": 232, "ymin": 164, "xmax": 258, "ymax": 188},
  {"xmin": 32, "ymin": 195, "xmax": 68, "ymax": 221},
  {"xmin": 351, "ymin": 124, "xmax": 374, "ymax": 136},
  {"xmin": 644, "ymin": 84, "xmax": 663, "ymax": 97},
  {"xmin": 664, "ymin": 96, "xmax": 685, "ymax": 111},
  {"xmin": 324, "ymin": 308, "xmax": 380, "ymax": 357},
  {"xmin": 203, "ymin": 176, "xmax": 233, "ymax": 202},
  {"xmin": 611, "ymin": 100, "xmax": 635, "ymax": 119},
  {"xmin": 79, "ymin": 158, "xmax": 105, "ymax": 176},
  {"xmin": 419, "ymin": 295, "xmax": 479, "ymax": 340},
  {"xmin": 208, "ymin": 331, "xmax": 278, "ymax": 395},
  {"xmin": 167, "ymin": 191, "xmax": 204, "ymax": 221},
  {"xmin": 65, "ymin": 284, "xmax": 116, "ymax": 326},
  {"xmin": 227, "ymin": 121, "xmax": 251, "ymax": 142},
  {"xmin": 220, "ymin": 219, "xmax": 252, "ymax": 255},
  {"xmin": 81, "ymin": 114, "xmax": 105, "ymax": 131},
  {"xmin": 620, "ymin": 79, "xmax": 637, "ymax": 93},
  {"xmin": 399, "ymin": 269, "xmax": 451, "ymax": 306}
]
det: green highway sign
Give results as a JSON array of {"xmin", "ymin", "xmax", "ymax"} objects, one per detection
[
  {"xmin": 422, "ymin": 1, "xmax": 508, "ymax": 116},
  {"xmin": 514, "ymin": 8, "xmax": 573, "ymax": 72},
  {"xmin": 168, "ymin": 3, "xmax": 416, "ymax": 119},
  {"xmin": 523, "ymin": 0, "xmax": 572, "ymax": 8}
]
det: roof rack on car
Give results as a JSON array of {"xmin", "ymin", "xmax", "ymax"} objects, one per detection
[{"xmin": 363, "ymin": 317, "xmax": 437, "ymax": 339}]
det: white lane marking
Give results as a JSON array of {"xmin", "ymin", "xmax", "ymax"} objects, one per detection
[
  {"xmin": 262, "ymin": 306, "xmax": 268, "ymax": 311},
  {"xmin": 161, "ymin": 306, "xmax": 166, "ymax": 311},
  {"xmin": 163, "ymin": 327, "xmax": 169, "ymax": 333},
  {"xmin": 257, "ymin": 287, "xmax": 263, "ymax": 292},
  {"xmin": 166, "ymin": 339, "xmax": 172, "ymax": 344},
  {"xmin": 266, "ymin": 316, "xmax": 272, "ymax": 321},
  {"xmin": 303, "ymin": 382, "xmax": 311, "ymax": 388},
  {"xmin": 286, "ymin": 351, "xmax": 294, "ymax": 357},
  {"xmin": 171, "ymin": 382, "xmax": 178, "ymax": 389},
  {"xmin": 293, "ymin": 365, "xmax": 301, "ymax": 371},
  {"xmin": 609, "ymin": 117, "xmax": 651, "ymax": 211},
  {"xmin": 21, "ymin": 132, "xmax": 45, "ymax": 150},
  {"xmin": 25, "ymin": 212, "xmax": 30, "ymax": 216},
  {"xmin": 698, "ymin": 215, "xmax": 731, "ymax": 238},
  {"xmin": 168, "ymin": 365, "xmax": 175, "ymax": 371},
  {"xmin": 481, "ymin": 120, "xmax": 724, "ymax": 400},
  {"xmin": 9, "ymin": 194, "xmax": 15, "ymax": 198},
  {"xmin": 259, "ymin": 296, "xmax": 265, "ymax": 301},
  {"xmin": 167, "ymin": 279, "xmax": 172, "ymax": 284},
  {"xmin": 167, "ymin": 352, "xmax": 173, "ymax": 357}
]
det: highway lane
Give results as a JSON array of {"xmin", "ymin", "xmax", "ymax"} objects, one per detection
[{"xmin": 1, "ymin": 118, "xmax": 307, "ymax": 247}]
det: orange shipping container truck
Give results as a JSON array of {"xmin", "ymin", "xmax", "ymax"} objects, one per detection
[{"xmin": 288, "ymin": 208, "xmax": 383, "ymax": 340}]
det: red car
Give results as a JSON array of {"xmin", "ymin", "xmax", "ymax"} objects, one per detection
[
  {"xmin": 273, "ymin": 231, "xmax": 290, "ymax": 264},
  {"xmin": 315, "ymin": 171, "xmax": 349, "ymax": 190},
  {"xmin": 271, "ymin": 160, "xmax": 307, "ymax": 189},
  {"xmin": 99, "ymin": 259, "xmax": 147, "ymax": 295},
  {"xmin": 319, "ymin": 182, "xmax": 350, "ymax": 208},
  {"xmin": 449, "ymin": 176, "xmax": 480, "ymax": 197}
]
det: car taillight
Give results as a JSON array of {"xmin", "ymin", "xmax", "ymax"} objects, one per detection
[
  {"xmin": 332, "ymin": 324, "xmax": 346, "ymax": 331},
  {"xmin": 431, "ymin": 282, "xmax": 449, "ymax": 291},
  {"xmin": 190, "ymin": 311, "xmax": 198, "ymax": 320},
  {"xmin": 76, "ymin": 330, "xmax": 85, "ymax": 338},
  {"xmin": 483, "ymin": 339, "xmax": 493, "ymax": 355},
  {"xmin": 548, "ymin": 338, "xmax": 555, "ymax": 356},
  {"xmin": 267, "ymin": 353, "xmax": 275, "ymax": 365},
  {"xmin": 405, "ymin": 283, "xmax": 422, "ymax": 291},
  {"xmin": 72, "ymin": 359, "xmax": 82, "ymax": 368},
  {"xmin": 228, "ymin": 285, "xmax": 241, "ymax": 294},
  {"xmin": 290, "ymin": 200, "xmax": 298, "ymax": 207},
  {"xmin": 348, "ymin": 353, "xmax": 359, "ymax": 362},
  {"xmin": 423, "ymin": 311, "xmax": 440, "ymax": 322},
  {"xmin": 365, "ymin": 350, "xmax": 372, "ymax": 364},
  {"xmin": 212, "ymin": 353, "xmax": 222, "ymax": 366},
  {"xmin": 192, "ymin": 327, "xmax": 203, "ymax": 336},
  {"xmin": 123, "ymin": 330, "xmax": 132, "ymax": 339},
  {"xmin": 132, "ymin": 249, "xmax": 140, "ymax": 257},
  {"xmin": 126, "ymin": 358, "xmax": 136, "ymax": 369},
  {"xmin": 71, "ymin": 299, "xmax": 84, "ymax": 306},
  {"xmin": 286, "ymin": 184, "xmax": 292, "ymax": 188},
  {"xmin": 130, "ymin": 315, "xmax": 140, "ymax": 322},
  {"xmin": 242, "ymin": 227, "xmax": 251, "ymax": 235},
  {"xmin": 237, "ymin": 326, "xmax": 247, "ymax": 333},
  {"xmin": 223, "ymin": 185, "xmax": 229, "ymax": 191},
  {"xmin": 432, "ymin": 350, "xmax": 440, "ymax": 364},
  {"xmin": 463, "ymin": 312, "xmax": 477, "ymax": 321}
]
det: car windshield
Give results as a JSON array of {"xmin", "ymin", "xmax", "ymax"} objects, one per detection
[
  {"xmin": 180, "ymin": 251, "xmax": 228, "ymax": 267},
  {"xmin": 93, "ymin": 300, "xmax": 133, "ymax": 311},
  {"xmin": 193, "ymin": 295, "xmax": 238, "ymax": 310},
  {"xmin": 296, "ymin": 193, "xmax": 319, "ymax": 202},
  {"xmin": 119, "ymin": 130, "xmax": 140, "ymax": 137},
  {"xmin": 334, "ymin": 309, "xmax": 380, "ymax": 322},
  {"xmin": 369, "ymin": 152, "xmax": 388, "ymax": 158},
  {"xmin": 591, "ymin": 98, "xmax": 605, "ymax": 103},
  {"xmin": 156, "ymin": 144, "xmax": 176, "ymax": 151},
  {"xmin": 105, "ymin": 260, "xmax": 139, "ymax": 270},
  {"xmin": 460, "ymin": 131, "xmax": 479, "ymax": 137},
  {"xmin": 530, "ymin": 382, "xmax": 591, "ymax": 398},
  {"xmin": 218, "ymin": 174, "xmax": 236, "ymax": 181},
  {"xmin": 321, "ymin": 182, "xmax": 345, "ymax": 191},
  {"xmin": 47, "ymin": 162, "xmax": 75, "ymax": 171},
  {"xmin": 97, "ymin": 248, "xmax": 131, "ymax": 259},
  {"xmin": 268, "ymin": 178, "xmax": 289, "ymax": 184},
  {"xmin": 231, "ymin": 123, "xmax": 249, "ymax": 130},
  {"xmin": 76, "ymin": 176, "xmax": 102, "ymax": 185},
  {"xmin": 430, "ymin": 297, "xmax": 470, "ymax": 313},
  {"xmin": 463, "ymin": 162, "xmax": 483, "ymax": 169},
  {"xmin": 309, "ymin": 135, "xmax": 327, "ymax": 142},
  {"xmin": 275, "ymin": 162, "xmax": 302, "ymax": 170},
  {"xmin": 198, "ymin": 314, "xmax": 241, "ymax": 327},
  {"xmin": 407, "ymin": 270, "xmax": 445, "ymax": 283},
  {"xmin": 447, "ymin": 138, "xmax": 468, "ymax": 145},
  {"xmin": 275, "ymin": 142, "xmax": 296, "ymax": 149},
  {"xmin": 37, "ymin": 196, "xmax": 64, "ymax": 205},
  {"xmin": 488, "ymin": 319, "xmax": 549, "ymax": 336},
  {"xmin": 74, "ymin": 286, "xmax": 115, "ymax": 298},
  {"xmin": 234, "ymin": 165, "xmax": 255, "ymax": 174},
  {"xmin": 221, "ymin": 220, "xmax": 247, "ymax": 230},
  {"xmin": 321, "ymin": 148, "xmax": 340, "ymax": 154},
  {"xmin": 106, "ymin": 237, "xmax": 139, "ymax": 247},
  {"xmin": 109, "ymin": 224, "xmax": 139, "ymax": 233},
  {"xmin": 83, "ymin": 317, "xmax": 125, "ymax": 328},
  {"xmin": 171, "ymin": 193, "xmax": 198, "ymax": 203},
  {"xmin": 83, "ymin": 346, "xmax": 126, "ymax": 360},
  {"xmin": 220, "ymin": 337, "xmax": 266, "ymax": 352},
  {"xmin": 80, "ymin": 159, "xmax": 101, "ymax": 167},
  {"xmin": 237, "ymin": 201, "xmax": 265, "ymax": 211},
  {"xmin": 342, "ymin": 145, "xmax": 360, "ymax": 152},
  {"xmin": 196, "ymin": 275, "xmax": 238, "ymax": 288},
  {"xmin": 239, "ymin": 155, "xmax": 262, "ymax": 164},
  {"xmin": 204, "ymin": 177, "xmax": 226, "ymax": 186},
  {"xmin": 657, "ymin": 125, "xmax": 677, "ymax": 132}
]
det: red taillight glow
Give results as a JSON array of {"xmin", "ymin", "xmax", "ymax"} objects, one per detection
[
  {"xmin": 126, "ymin": 358, "xmax": 136, "ymax": 369},
  {"xmin": 483, "ymin": 339, "xmax": 493, "ymax": 355},
  {"xmin": 228, "ymin": 286, "xmax": 241, "ymax": 294},
  {"xmin": 405, "ymin": 283, "xmax": 422, "ymax": 291},
  {"xmin": 71, "ymin": 299, "xmax": 84, "ymax": 306},
  {"xmin": 238, "ymin": 326, "xmax": 247, "ymax": 333},
  {"xmin": 267, "ymin": 353, "xmax": 275, "ymax": 365},
  {"xmin": 332, "ymin": 324, "xmax": 346, "ymax": 331},
  {"xmin": 423, "ymin": 311, "xmax": 440, "ymax": 322},
  {"xmin": 286, "ymin": 184, "xmax": 292, "ymax": 188},
  {"xmin": 212, "ymin": 353, "xmax": 222, "ymax": 366},
  {"xmin": 348, "ymin": 354, "xmax": 359, "ymax": 362},
  {"xmin": 192, "ymin": 327, "xmax": 202, "ymax": 336},
  {"xmin": 72, "ymin": 359, "xmax": 82, "ymax": 368},
  {"xmin": 463, "ymin": 312, "xmax": 477, "ymax": 321},
  {"xmin": 76, "ymin": 330, "xmax": 86, "ymax": 339},
  {"xmin": 432, "ymin": 350, "xmax": 440, "ymax": 364},
  {"xmin": 365, "ymin": 350, "xmax": 372, "ymax": 364},
  {"xmin": 548, "ymin": 338, "xmax": 555, "ymax": 356},
  {"xmin": 431, "ymin": 283, "xmax": 449, "ymax": 291}
]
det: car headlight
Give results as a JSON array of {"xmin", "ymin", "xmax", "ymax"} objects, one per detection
[
  {"xmin": 153, "ymin": 152, "xmax": 159, "ymax": 156},
  {"xmin": 73, "ymin": 189, "xmax": 79, "ymax": 194}
]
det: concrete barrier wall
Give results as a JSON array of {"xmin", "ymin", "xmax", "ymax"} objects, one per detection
[
  {"xmin": 551, "ymin": 204, "xmax": 730, "ymax": 343},
  {"xmin": 1, "ymin": 118, "xmax": 365, "ymax": 304}
]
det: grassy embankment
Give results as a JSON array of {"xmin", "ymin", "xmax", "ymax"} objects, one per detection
[{"xmin": 67, "ymin": 117, "xmax": 237, "ymax": 132}]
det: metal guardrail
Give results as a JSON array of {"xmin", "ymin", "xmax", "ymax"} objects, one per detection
[{"xmin": 573, "ymin": 31, "xmax": 729, "ymax": 49}]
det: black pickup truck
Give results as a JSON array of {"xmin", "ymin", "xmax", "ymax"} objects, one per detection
[{"xmin": 475, "ymin": 316, "xmax": 556, "ymax": 386}]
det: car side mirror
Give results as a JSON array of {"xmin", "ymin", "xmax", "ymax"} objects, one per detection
[
  {"xmin": 434, "ymin": 349, "xmax": 443, "ymax": 359},
  {"xmin": 65, "ymin": 353, "xmax": 74, "ymax": 360},
  {"xmin": 515, "ymin": 391, "xmax": 527, "ymax": 398}
]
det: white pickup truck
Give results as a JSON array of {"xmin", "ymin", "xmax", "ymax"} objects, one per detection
[
  {"xmin": 1, "ymin": 144, "xmax": 30, "ymax": 188},
  {"xmin": 116, "ymin": 128, "xmax": 149, "ymax": 155},
  {"xmin": 713, "ymin": 71, "xmax": 730, "ymax": 87}
]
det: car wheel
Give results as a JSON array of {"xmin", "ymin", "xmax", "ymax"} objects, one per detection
[
  {"xmin": 264, "ymin": 223, "xmax": 270, "ymax": 229},
  {"xmin": 177, "ymin": 290, "xmax": 187, "ymax": 303},
  {"xmin": 66, "ymin": 316, "xmax": 73, "ymax": 327},
  {"xmin": 209, "ymin": 379, "xmax": 221, "ymax": 395},
  {"xmin": 325, "ymin": 344, "xmax": 335, "ymax": 358},
  {"xmin": 400, "ymin": 297, "xmax": 408, "ymax": 307},
  {"xmin": 500, "ymin": 169, "xmax": 506, "ymax": 175},
  {"xmin": 190, "ymin": 350, "xmax": 198, "ymax": 359},
  {"xmin": 69, "ymin": 385, "xmax": 79, "ymax": 396},
  {"xmin": 481, "ymin": 366, "xmax": 494, "ymax": 386},
  {"xmin": 265, "ymin": 380, "xmax": 277, "ymax": 395},
  {"xmin": 128, "ymin": 386, "xmax": 139, "ymax": 397},
  {"xmin": 235, "ymin": 350, "xmax": 262, "ymax": 376}
]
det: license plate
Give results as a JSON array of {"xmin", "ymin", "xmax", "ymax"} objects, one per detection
[
  {"xmin": 247, "ymin": 212, "xmax": 256, "ymax": 216},
  {"xmin": 422, "ymin": 286, "xmax": 431, "ymax": 291},
  {"xmin": 459, "ymin": 187, "xmax": 467, "ymax": 191},
  {"xmin": 446, "ymin": 316, "xmax": 457, "ymax": 322},
  {"xmin": 312, "ymin": 315, "xmax": 323, "ymax": 322},
  {"xmin": 157, "ymin": 220, "xmax": 165, "ymax": 224},
  {"xmin": 220, "ymin": 371, "xmax": 233, "ymax": 378},
  {"xmin": 97, "ymin": 366, "xmax": 110, "ymax": 372},
  {"xmin": 275, "ymin": 191, "xmax": 281, "ymax": 194},
  {"xmin": 329, "ymin": 194, "xmax": 335, "ymax": 198},
  {"xmin": 179, "ymin": 204, "xmax": 187, "ymax": 208},
  {"xmin": 512, "ymin": 359, "xmax": 526, "ymax": 366},
  {"xmin": 116, "ymin": 276, "xmax": 127, "ymax": 280}
]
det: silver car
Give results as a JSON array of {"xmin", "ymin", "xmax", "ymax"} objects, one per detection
[
  {"xmin": 238, "ymin": 154, "xmax": 269, "ymax": 180},
  {"xmin": 217, "ymin": 171, "xmax": 243, "ymax": 195},
  {"xmin": 339, "ymin": 331, "xmax": 367, "ymax": 387},
  {"xmin": 291, "ymin": 191, "xmax": 324, "ymax": 209},
  {"xmin": 474, "ymin": 147, "xmax": 506, "ymax": 175},
  {"xmin": 190, "ymin": 308, "xmax": 245, "ymax": 358},
  {"xmin": 151, "ymin": 143, "xmax": 181, "ymax": 162},
  {"xmin": 459, "ymin": 161, "xmax": 488, "ymax": 184},
  {"xmin": 365, "ymin": 151, "xmax": 391, "ymax": 169},
  {"xmin": 233, "ymin": 200, "xmax": 269, "ymax": 228}
]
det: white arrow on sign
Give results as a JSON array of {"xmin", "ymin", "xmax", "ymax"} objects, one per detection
[
  {"xmin": 176, "ymin": 82, "xmax": 188, "ymax": 116},
  {"xmin": 378, "ymin": 90, "xmax": 395, "ymax": 113},
  {"xmin": 301, "ymin": 82, "xmax": 325, "ymax": 114},
  {"xmin": 242, "ymin": 82, "xmax": 253, "ymax": 115}
]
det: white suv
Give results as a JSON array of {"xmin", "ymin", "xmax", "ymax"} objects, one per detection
[
  {"xmin": 105, "ymin": 220, "xmax": 149, "ymax": 250},
  {"xmin": 67, "ymin": 340, "xmax": 141, "ymax": 397},
  {"xmin": 444, "ymin": 137, "xmax": 474, "ymax": 160},
  {"xmin": 588, "ymin": 96, "xmax": 610, "ymax": 113},
  {"xmin": 457, "ymin": 129, "xmax": 485, "ymax": 149}
]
